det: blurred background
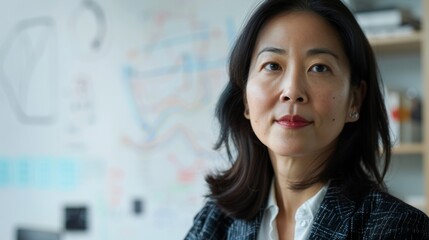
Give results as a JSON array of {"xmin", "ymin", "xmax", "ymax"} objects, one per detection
[{"xmin": 0, "ymin": 0, "xmax": 426, "ymax": 239}]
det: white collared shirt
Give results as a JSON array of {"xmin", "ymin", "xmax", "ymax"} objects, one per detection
[{"xmin": 257, "ymin": 180, "xmax": 328, "ymax": 240}]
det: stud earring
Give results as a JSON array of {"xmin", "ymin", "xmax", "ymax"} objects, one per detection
[{"xmin": 349, "ymin": 111, "xmax": 359, "ymax": 120}]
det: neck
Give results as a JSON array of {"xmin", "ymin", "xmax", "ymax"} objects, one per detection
[
  {"xmin": 273, "ymin": 173, "xmax": 324, "ymax": 240},
  {"xmin": 269, "ymin": 150, "xmax": 331, "ymax": 240},
  {"xmin": 270, "ymin": 153, "xmax": 327, "ymax": 219},
  {"xmin": 274, "ymin": 178, "xmax": 323, "ymax": 218}
]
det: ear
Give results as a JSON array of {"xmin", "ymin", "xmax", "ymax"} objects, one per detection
[
  {"xmin": 244, "ymin": 102, "xmax": 250, "ymax": 119},
  {"xmin": 346, "ymin": 80, "xmax": 367, "ymax": 122},
  {"xmin": 243, "ymin": 94, "xmax": 250, "ymax": 119}
]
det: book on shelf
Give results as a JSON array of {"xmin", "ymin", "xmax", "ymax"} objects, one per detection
[
  {"xmin": 355, "ymin": 7, "xmax": 420, "ymax": 38},
  {"xmin": 363, "ymin": 25, "xmax": 416, "ymax": 39},
  {"xmin": 385, "ymin": 88, "xmax": 422, "ymax": 146},
  {"xmin": 355, "ymin": 7, "xmax": 420, "ymax": 28}
]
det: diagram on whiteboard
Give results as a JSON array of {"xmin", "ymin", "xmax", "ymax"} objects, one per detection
[
  {"xmin": 119, "ymin": 8, "xmax": 235, "ymax": 234},
  {"xmin": 0, "ymin": 17, "xmax": 58, "ymax": 125},
  {"xmin": 0, "ymin": 0, "xmax": 263, "ymax": 239}
]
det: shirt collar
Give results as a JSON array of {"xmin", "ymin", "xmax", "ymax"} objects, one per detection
[
  {"xmin": 259, "ymin": 179, "xmax": 328, "ymax": 240},
  {"xmin": 266, "ymin": 179, "xmax": 278, "ymax": 210},
  {"xmin": 300, "ymin": 184, "xmax": 328, "ymax": 218},
  {"xmin": 265, "ymin": 178, "xmax": 328, "ymax": 217}
]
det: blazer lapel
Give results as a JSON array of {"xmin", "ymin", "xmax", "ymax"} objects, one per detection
[
  {"xmin": 226, "ymin": 182, "xmax": 358, "ymax": 240},
  {"xmin": 227, "ymin": 208, "xmax": 264, "ymax": 240},
  {"xmin": 308, "ymin": 182, "xmax": 357, "ymax": 240}
]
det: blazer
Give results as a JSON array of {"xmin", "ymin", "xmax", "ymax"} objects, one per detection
[{"xmin": 185, "ymin": 182, "xmax": 429, "ymax": 239}]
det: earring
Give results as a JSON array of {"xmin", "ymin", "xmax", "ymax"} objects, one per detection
[{"xmin": 349, "ymin": 111, "xmax": 359, "ymax": 120}]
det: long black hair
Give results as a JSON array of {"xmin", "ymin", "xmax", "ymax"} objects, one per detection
[{"xmin": 206, "ymin": 0, "xmax": 391, "ymax": 220}]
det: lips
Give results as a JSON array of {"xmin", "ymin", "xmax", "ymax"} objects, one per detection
[{"xmin": 276, "ymin": 115, "xmax": 312, "ymax": 128}]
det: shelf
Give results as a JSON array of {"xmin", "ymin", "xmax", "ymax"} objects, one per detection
[
  {"xmin": 392, "ymin": 143, "xmax": 424, "ymax": 155},
  {"xmin": 369, "ymin": 32, "xmax": 422, "ymax": 53}
]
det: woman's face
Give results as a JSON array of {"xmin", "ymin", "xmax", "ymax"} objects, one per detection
[{"xmin": 245, "ymin": 11, "xmax": 363, "ymax": 161}]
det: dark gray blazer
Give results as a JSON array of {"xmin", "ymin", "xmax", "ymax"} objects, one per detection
[{"xmin": 185, "ymin": 182, "xmax": 429, "ymax": 239}]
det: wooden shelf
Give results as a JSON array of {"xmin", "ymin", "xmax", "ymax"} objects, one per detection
[
  {"xmin": 392, "ymin": 143, "xmax": 424, "ymax": 155},
  {"xmin": 369, "ymin": 32, "xmax": 422, "ymax": 53}
]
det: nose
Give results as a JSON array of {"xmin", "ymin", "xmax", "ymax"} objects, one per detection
[
  {"xmin": 280, "ymin": 93, "xmax": 306, "ymax": 102},
  {"xmin": 279, "ymin": 68, "xmax": 308, "ymax": 103}
]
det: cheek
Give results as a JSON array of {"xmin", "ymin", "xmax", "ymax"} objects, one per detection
[
  {"xmin": 245, "ymin": 83, "xmax": 273, "ymax": 116},
  {"xmin": 330, "ymin": 96, "xmax": 338, "ymax": 122},
  {"xmin": 315, "ymin": 92, "xmax": 349, "ymax": 123},
  {"xmin": 332, "ymin": 95, "xmax": 350, "ymax": 121}
]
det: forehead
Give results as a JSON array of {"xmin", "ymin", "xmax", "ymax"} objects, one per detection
[{"xmin": 254, "ymin": 11, "xmax": 346, "ymax": 57}]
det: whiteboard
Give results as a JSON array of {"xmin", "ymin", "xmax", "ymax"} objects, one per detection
[{"xmin": 0, "ymin": 0, "xmax": 260, "ymax": 239}]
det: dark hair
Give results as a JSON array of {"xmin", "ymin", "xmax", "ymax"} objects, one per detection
[{"xmin": 206, "ymin": 0, "xmax": 391, "ymax": 220}]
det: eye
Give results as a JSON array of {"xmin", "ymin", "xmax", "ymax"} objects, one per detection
[
  {"xmin": 263, "ymin": 62, "xmax": 282, "ymax": 71},
  {"xmin": 310, "ymin": 64, "xmax": 329, "ymax": 73}
]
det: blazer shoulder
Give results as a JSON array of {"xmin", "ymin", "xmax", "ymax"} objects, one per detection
[
  {"xmin": 357, "ymin": 189, "xmax": 429, "ymax": 239},
  {"xmin": 309, "ymin": 183, "xmax": 429, "ymax": 239},
  {"xmin": 184, "ymin": 199, "xmax": 232, "ymax": 240},
  {"xmin": 363, "ymin": 189, "xmax": 427, "ymax": 217}
]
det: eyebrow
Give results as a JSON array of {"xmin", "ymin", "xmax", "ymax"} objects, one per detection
[
  {"xmin": 256, "ymin": 46, "xmax": 339, "ymax": 59},
  {"xmin": 307, "ymin": 48, "xmax": 339, "ymax": 59},
  {"xmin": 257, "ymin": 47, "xmax": 286, "ymax": 57}
]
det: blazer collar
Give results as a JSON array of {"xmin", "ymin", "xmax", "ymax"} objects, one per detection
[
  {"xmin": 227, "ymin": 181, "xmax": 358, "ymax": 239},
  {"xmin": 227, "ymin": 207, "xmax": 264, "ymax": 240},
  {"xmin": 308, "ymin": 181, "xmax": 357, "ymax": 239}
]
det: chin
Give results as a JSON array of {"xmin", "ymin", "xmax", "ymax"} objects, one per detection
[{"xmin": 270, "ymin": 146, "xmax": 308, "ymax": 158}]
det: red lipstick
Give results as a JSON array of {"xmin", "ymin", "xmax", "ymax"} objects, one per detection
[{"xmin": 276, "ymin": 115, "xmax": 312, "ymax": 128}]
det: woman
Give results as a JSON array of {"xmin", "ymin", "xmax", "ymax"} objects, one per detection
[{"xmin": 186, "ymin": 0, "xmax": 429, "ymax": 239}]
